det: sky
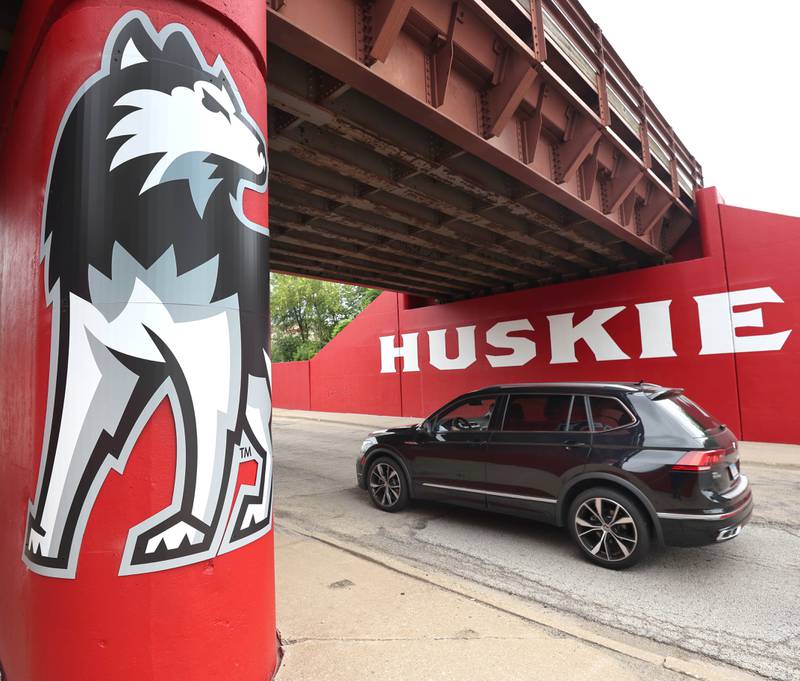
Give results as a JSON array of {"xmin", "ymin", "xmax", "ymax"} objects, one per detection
[{"xmin": 579, "ymin": 0, "xmax": 800, "ymax": 217}]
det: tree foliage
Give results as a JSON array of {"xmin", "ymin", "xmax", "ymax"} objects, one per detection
[{"xmin": 270, "ymin": 274, "xmax": 380, "ymax": 362}]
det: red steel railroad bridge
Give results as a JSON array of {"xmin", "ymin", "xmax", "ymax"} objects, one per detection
[{"xmin": 264, "ymin": 0, "xmax": 701, "ymax": 300}]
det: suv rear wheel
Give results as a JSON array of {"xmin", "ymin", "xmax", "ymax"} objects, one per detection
[
  {"xmin": 568, "ymin": 487, "xmax": 650, "ymax": 569},
  {"xmin": 367, "ymin": 457, "xmax": 409, "ymax": 512}
]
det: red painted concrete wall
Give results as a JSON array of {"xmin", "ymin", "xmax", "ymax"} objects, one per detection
[
  {"xmin": 0, "ymin": 2, "xmax": 275, "ymax": 680},
  {"xmin": 273, "ymin": 189, "xmax": 800, "ymax": 445},
  {"xmin": 721, "ymin": 205, "xmax": 800, "ymax": 442},
  {"xmin": 311, "ymin": 292, "xmax": 405, "ymax": 416},
  {"xmin": 275, "ymin": 361, "xmax": 311, "ymax": 410}
]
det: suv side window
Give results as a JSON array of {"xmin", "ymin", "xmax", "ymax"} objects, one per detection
[
  {"xmin": 503, "ymin": 394, "xmax": 572, "ymax": 432},
  {"xmin": 588, "ymin": 396, "xmax": 635, "ymax": 431},
  {"xmin": 435, "ymin": 396, "xmax": 499, "ymax": 433}
]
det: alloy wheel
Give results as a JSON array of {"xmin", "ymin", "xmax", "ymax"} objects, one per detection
[
  {"xmin": 574, "ymin": 497, "xmax": 638, "ymax": 562},
  {"xmin": 369, "ymin": 462, "xmax": 402, "ymax": 508}
]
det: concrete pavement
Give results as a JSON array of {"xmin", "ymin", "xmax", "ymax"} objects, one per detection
[
  {"xmin": 271, "ymin": 410, "xmax": 800, "ymax": 680},
  {"xmin": 275, "ymin": 527, "xmax": 738, "ymax": 681}
]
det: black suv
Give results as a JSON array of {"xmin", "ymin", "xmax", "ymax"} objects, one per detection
[{"xmin": 356, "ymin": 382, "xmax": 753, "ymax": 568}]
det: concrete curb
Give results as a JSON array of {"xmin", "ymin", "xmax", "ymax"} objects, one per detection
[
  {"xmin": 736, "ymin": 441, "xmax": 800, "ymax": 470},
  {"xmin": 273, "ymin": 409, "xmax": 424, "ymax": 432},
  {"xmin": 275, "ymin": 520, "xmax": 762, "ymax": 681}
]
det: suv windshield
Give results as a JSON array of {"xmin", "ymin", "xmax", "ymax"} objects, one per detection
[{"xmin": 652, "ymin": 393, "xmax": 723, "ymax": 437}]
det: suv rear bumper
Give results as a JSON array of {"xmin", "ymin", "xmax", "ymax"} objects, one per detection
[{"xmin": 657, "ymin": 486, "xmax": 754, "ymax": 547}]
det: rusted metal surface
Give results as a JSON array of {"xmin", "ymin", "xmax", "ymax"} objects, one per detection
[{"xmin": 267, "ymin": 0, "xmax": 699, "ymax": 300}]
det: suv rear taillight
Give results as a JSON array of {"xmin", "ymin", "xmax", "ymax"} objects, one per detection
[{"xmin": 672, "ymin": 449, "xmax": 726, "ymax": 472}]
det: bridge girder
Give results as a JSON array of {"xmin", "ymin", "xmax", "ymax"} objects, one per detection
[{"xmin": 267, "ymin": 0, "xmax": 700, "ymax": 300}]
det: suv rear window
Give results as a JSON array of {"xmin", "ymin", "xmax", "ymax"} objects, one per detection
[{"xmin": 652, "ymin": 394, "xmax": 722, "ymax": 437}]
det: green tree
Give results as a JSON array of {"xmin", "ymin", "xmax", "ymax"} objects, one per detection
[{"xmin": 270, "ymin": 274, "xmax": 379, "ymax": 361}]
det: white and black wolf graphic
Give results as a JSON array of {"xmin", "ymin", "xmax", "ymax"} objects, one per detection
[{"xmin": 23, "ymin": 12, "xmax": 272, "ymax": 578}]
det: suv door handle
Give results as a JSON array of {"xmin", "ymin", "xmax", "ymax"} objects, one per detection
[{"xmin": 564, "ymin": 440, "xmax": 589, "ymax": 448}]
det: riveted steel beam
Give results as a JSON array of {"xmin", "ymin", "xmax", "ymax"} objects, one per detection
[
  {"xmin": 270, "ymin": 165, "xmax": 557, "ymax": 283},
  {"xmin": 484, "ymin": 50, "xmax": 538, "ymax": 138},
  {"xmin": 270, "ymin": 197, "xmax": 506, "ymax": 288},
  {"xmin": 270, "ymin": 234, "xmax": 466, "ymax": 294},
  {"xmin": 266, "ymin": 83, "xmax": 630, "ymax": 269},
  {"xmin": 369, "ymin": 0, "xmax": 414, "ymax": 63},
  {"xmin": 270, "ymin": 129, "xmax": 578, "ymax": 276},
  {"xmin": 270, "ymin": 251, "xmax": 448, "ymax": 298},
  {"xmin": 266, "ymin": 0, "xmax": 699, "ymax": 266}
]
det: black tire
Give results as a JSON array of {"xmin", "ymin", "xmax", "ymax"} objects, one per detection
[
  {"xmin": 366, "ymin": 456, "xmax": 409, "ymax": 512},
  {"xmin": 568, "ymin": 487, "xmax": 651, "ymax": 569}
]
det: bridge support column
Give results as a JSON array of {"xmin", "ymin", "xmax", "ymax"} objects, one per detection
[{"xmin": 0, "ymin": 2, "xmax": 275, "ymax": 680}]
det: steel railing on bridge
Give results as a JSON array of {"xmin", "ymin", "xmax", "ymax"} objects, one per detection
[{"xmin": 503, "ymin": 0, "xmax": 701, "ymax": 199}]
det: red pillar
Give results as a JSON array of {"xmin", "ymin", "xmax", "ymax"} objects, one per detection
[{"xmin": 0, "ymin": 2, "xmax": 275, "ymax": 680}]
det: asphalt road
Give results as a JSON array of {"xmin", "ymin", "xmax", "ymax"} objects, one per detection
[{"xmin": 272, "ymin": 416, "xmax": 800, "ymax": 681}]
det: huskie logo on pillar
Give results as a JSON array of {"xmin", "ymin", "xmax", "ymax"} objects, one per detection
[{"xmin": 24, "ymin": 12, "xmax": 272, "ymax": 578}]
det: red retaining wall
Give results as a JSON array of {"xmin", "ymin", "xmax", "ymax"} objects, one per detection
[
  {"xmin": 273, "ymin": 361, "xmax": 311, "ymax": 410},
  {"xmin": 273, "ymin": 188, "xmax": 800, "ymax": 445},
  {"xmin": 722, "ymin": 205, "xmax": 800, "ymax": 442}
]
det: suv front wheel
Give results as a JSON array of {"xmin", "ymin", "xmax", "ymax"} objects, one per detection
[
  {"xmin": 367, "ymin": 456, "xmax": 409, "ymax": 512},
  {"xmin": 568, "ymin": 487, "xmax": 650, "ymax": 569}
]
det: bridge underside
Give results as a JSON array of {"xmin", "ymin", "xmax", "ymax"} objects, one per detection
[{"xmin": 267, "ymin": 0, "xmax": 700, "ymax": 301}]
